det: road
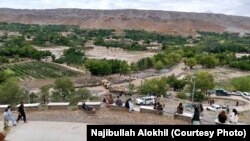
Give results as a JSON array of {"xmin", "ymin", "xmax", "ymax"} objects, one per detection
[{"xmin": 6, "ymin": 121, "xmax": 87, "ymax": 141}]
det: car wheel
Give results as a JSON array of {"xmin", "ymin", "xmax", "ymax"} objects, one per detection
[
  {"xmin": 150, "ymin": 102, "xmax": 153, "ymax": 105},
  {"xmin": 140, "ymin": 103, "xmax": 143, "ymax": 105}
]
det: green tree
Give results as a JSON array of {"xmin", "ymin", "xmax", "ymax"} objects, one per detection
[
  {"xmin": 0, "ymin": 69, "xmax": 15, "ymax": 83},
  {"xmin": 70, "ymin": 88, "xmax": 91, "ymax": 105},
  {"xmin": 0, "ymin": 78, "xmax": 26, "ymax": 105},
  {"xmin": 130, "ymin": 62, "xmax": 138, "ymax": 72},
  {"xmin": 53, "ymin": 77, "xmax": 75, "ymax": 101},
  {"xmin": 128, "ymin": 83, "xmax": 136, "ymax": 95},
  {"xmin": 30, "ymin": 92, "xmax": 39, "ymax": 103},
  {"xmin": 55, "ymin": 48, "xmax": 85, "ymax": 65},
  {"xmin": 200, "ymin": 55, "xmax": 218, "ymax": 68},
  {"xmin": 74, "ymin": 88, "xmax": 91, "ymax": 100},
  {"xmin": 40, "ymin": 85, "xmax": 50, "ymax": 104},
  {"xmin": 140, "ymin": 78, "xmax": 167, "ymax": 97},
  {"xmin": 231, "ymin": 76, "xmax": 250, "ymax": 92},
  {"xmin": 166, "ymin": 74, "xmax": 186, "ymax": 91},
  {"xmin": 119, "ymin": 61, "xmax": 130, "ymax": 74},
  {"xmin": 195, "ymin": 71, "xmax": 215, "ymax": 93},
  {"xmin": 85, "ymin": 59, "xmax": 112, "ymax": 76},
  {"xmin": 94, "ymin": 37, "xmax": 104, "ymax": 45},
  {"xmin": 154, "ymin": 60, "xmax": 164, "ymax": 71},
  {"xmin": 186, "ymin": 58, "xmax": 197, "ymax": 69}
]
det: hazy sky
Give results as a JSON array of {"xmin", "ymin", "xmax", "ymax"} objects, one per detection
[{"xmin": 0, "ymin": 0, "xmax": 249, "ymax": 17}]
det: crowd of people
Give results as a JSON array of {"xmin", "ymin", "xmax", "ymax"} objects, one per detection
[
  {"xmin": 175, "ymin": 101, "xmax": 240, "ymax": 125},
  {"xmin": 3, "ymin": 95, "xmax": 241, "ymax": 129},
  {"xmin": 101, "ymin": 93, "xmax": 242, "ymax": 125}
]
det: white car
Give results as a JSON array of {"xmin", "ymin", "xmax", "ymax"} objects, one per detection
[
  {"xmin": 242, "ymin": 92, "xmax": 250, "ymax": 101},
  {"xmin": 206, "ymin": 104, "xmax": 226, "ymax": 112},
  {"xmin": 135, "ymin": 96, "xmax": 155, "ymax": 105},
  {"xmin": 229, "ymin": 91, "xmax": 242, "ymax": 96}
]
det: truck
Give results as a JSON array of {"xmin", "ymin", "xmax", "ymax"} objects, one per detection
[
  {"xmin": 109, "ymin": 85, "xmax": 125, "ymax": 93},
  {"xmin": 102, "ymin": 79, "xmax": 111, "ymax": 89}
]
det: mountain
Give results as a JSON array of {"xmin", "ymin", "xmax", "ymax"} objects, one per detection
[{"xmin": 1, "ymin": 8, "xmax": 250, "ymax": 35}]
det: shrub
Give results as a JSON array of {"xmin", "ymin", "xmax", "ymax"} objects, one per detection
[{"xmin": 176, "ymin": 92, "xmax": 188, "ymax": 99}]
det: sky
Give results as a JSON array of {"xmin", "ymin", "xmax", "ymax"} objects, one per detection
[{"xmin": 0, "ymin": 0, "xmax": 249, "ymax": 17}]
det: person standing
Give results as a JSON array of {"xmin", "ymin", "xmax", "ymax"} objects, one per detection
[
  {"xmin": 229, "ymin": 109, "xmax": 239, "ymax": 124},
  {"xmin": 16, "ymin": 101, "xmax": 27, "ymax": 123},
  {"xmin": 3, "ymin": 108, "xmax": 9, "ymax": 129},
  {"xmin": 7, "ymin": 106, "xmax": 16, "ymax": 126},
  {"xmin": 218, "ymin": 111, "xmax": 227, "ymax": 123},
  {"xmin": 191, "ymin": 106, "xmax": 200, "ymax": 125},
  {"xmin": 125, "ymin": 98, "xmax": 134, "ymax": 112},
  {"xmin": 176, "ymin": 103, "xmax": 183, "ymax": 114},
  {"xmin": 115, "ymin": 96, "xmax": 123, "ymax": 107},
  {"xmin": 226, "ymin": 105, "xmax": 230, "ymax": 114}
]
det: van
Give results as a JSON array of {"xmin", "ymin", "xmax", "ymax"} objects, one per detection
[{"xmin": 215, "ymin": 89, "xmax": 229, "ymax": 96}]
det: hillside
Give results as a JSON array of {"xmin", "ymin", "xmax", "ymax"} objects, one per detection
[{"xmin": 1, "ymin": 8, "xmax": 250, "ymax": 35}]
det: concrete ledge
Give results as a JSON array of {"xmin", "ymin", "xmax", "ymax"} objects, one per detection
[
  {"xmin": 16, "ymin": 103, "xmax": 41, "ymax": 111},
  {"xmin": 108, "ymin": 103, "xmax": 127, "ymax": 111},
  {"xmin": 77, "ymin": 102, "xmax": 101, "ymax": 109},
  {"xmin": 174, "ymin": 112, "xmax": 192, "ymax": 122},
  {"xmin": 77, "ymin": 102, "xmax": 83, "ymax": 109},
  {"xmin": 0, "ymin": 105, "xmax": 10, "ymax": 111},
  {"xmin": 139, "ymin": 106, "xmax": 163, "ymax": 115},
  {"xmin": 214, "ymin": 118, "xmax": 247, "ymax": 125},
  {"xmin": 47, "ymin": 102, "xmax": 70, "ymax": 110}
]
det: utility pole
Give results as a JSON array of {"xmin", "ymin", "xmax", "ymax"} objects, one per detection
[
  {"xmin": 192, "ymin": 74, "xmax": 196, "ymax": 104},
  {"xmin": 24, "ymin": 79, "xmax": 31, "ymax": 103}
]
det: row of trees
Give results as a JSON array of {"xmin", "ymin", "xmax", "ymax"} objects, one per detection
[
  {"xmin": 1, "ymin": 36, "xmax": 53, "ymax": 60},
  {"xmin": 55, "ymin": 48, "xmax": 86, "ymax": 65},
  {"xmin": 134, "ymin": 50, "xmax": 183, "ymax": 71},
  {"xmin": 37, "ymin": 77, "xmax": 97, "ymax": 105},
  {"xmin": 139, "ymin": 71, "xmax": 215, "ymax": 101},
  {"xmin": 0, "ymin": 72, "xmax": 97, "ymax": 106},
  {"xmin": 0, "ymin": 22, "xmax": 114, "ymax": 47},
  {"xmin": 124, "ymin": 30, "xmax": 187, "ymax": 45},
  {"xmin": 85, "ymin": 59, "xmax": 129, "ymax": 76},
  {"xmin": 231, "ymin": 76, "xmax": 250, "ymax": 92},
  {"xmin": 94, "ymin": 37, "xmax": 146, "ymax": 51}
]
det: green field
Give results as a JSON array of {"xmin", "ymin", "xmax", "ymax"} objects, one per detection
[{"xmin": 0, "ymin": 61, "xmax": 82, "ymax": 79}]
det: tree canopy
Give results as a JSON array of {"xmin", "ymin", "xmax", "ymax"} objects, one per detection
[
  {"xmin": 53, "ymin": 77, "xmax": 75, "ymax": 101},
  {"xmin": 140, "ymin": 78, "xmax": 167, "ymax": 97}
]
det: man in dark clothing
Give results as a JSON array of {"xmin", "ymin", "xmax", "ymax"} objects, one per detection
[
  {"xmin": 82, "ymin": 102, "xmax": 96, "ymax": 114},
  {"xmin": 115, "ymin": 96, "xmax": 123, "ymax": 107},
  {"xmin": 16, "ymin": 101, "xmax": 27, "ymax": 123}
]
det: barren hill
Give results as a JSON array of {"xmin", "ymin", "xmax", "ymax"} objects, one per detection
[{"xmin": 1, "ymin": 8, "xmax": 250, "ymax": 35}]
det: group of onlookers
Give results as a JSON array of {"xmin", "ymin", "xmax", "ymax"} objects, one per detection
[
  {"xmin": 218, "ymin": 108, "xmax": 238, "ymax": 124},
  {"xmin": 176, "ymin": 102, "xmax": 203, "ymax": 125},
  {"xmin": 103, "ymin": 94, "xmax": 135, "ymax": 112},
  {"xmin": 102, "ymin": 95, "xmax": 165, "ymax": 113},
  {"xmin": 176, "ymin": 101, "xmax": 240, "ymax": 125}
]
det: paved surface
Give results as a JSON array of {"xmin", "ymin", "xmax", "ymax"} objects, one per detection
[
  {"xmin": 6, "ymin": 121, "xmax": 86, "ymax": 141},
  {"xmin": 209, "ymin": 95, "xmax": 250, "ymax": 112}
]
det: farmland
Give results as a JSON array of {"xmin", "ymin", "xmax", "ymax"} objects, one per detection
[{"xmin": 0, "ymin": 61, "xmax": 82, "ymax": 79}]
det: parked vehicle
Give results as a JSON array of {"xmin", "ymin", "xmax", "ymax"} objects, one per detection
[
  {"xmin": 206, "ymin": 104, "xmax": 227, "ymax": 112},
  {"xmin": 229, "ymin": 91, "xmax": 242, "ymax": 96},
  {"xmin": 215, "ymin": 89, "xmax": 229, "ymax": 96},
  {"xmin": 242, "ymin": 92, "xmax": 250, "ymax": 100},
  {"xmin": 135, "ymin": 96, "xmax": 155, "ymax": 105}
]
